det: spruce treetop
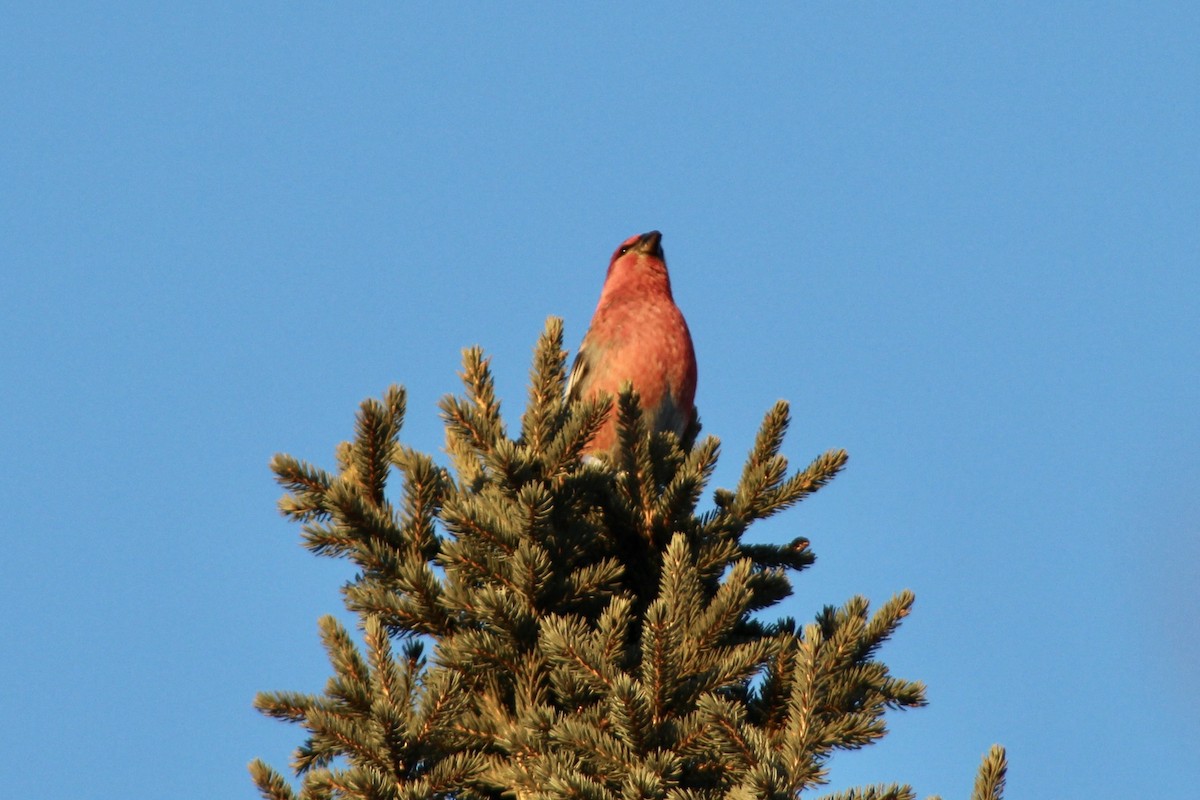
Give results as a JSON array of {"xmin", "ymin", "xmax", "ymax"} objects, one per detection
[{"xmin": 252, "ymin": 317, "xmax": 1006, "ymax": 800}]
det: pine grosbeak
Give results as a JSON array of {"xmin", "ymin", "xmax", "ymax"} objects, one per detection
[{"xmin": 566, "ymin": 231, "xmax": 698, "ymax": 456}]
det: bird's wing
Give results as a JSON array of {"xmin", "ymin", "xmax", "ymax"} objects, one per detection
[{"xmin": 565, "ymin": 344, "xmax": 590, "ymax": 402}]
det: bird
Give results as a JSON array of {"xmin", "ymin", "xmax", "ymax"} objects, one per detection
[{"xmin": 566, "ymin": 230, "xmax": 698, "ymax": 456}]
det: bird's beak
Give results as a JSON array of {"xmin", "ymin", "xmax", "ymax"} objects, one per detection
[{"xmin": 636, "ymin": 230, "xmax": 664, "ymax": 259}]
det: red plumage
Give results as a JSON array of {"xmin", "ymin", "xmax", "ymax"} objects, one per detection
[{"xmin": 567, "ymin": 231, "xmax": 698, "ymax": 456}]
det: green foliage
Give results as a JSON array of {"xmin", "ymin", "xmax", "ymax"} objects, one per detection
[
  {"xmin": 253, "ymin": 317, "xmax": 1006, "ymax": 800},
  {"xmin": 970, "ymin": 746, "xmax": 1008, "ymax": 800}
]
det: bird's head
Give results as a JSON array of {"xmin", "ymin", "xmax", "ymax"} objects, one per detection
[
  {"xmin": 604, "ymin": 230, "xmax": 671, "ymax": 294},
  {"xmin": 614, "ymin": 230, "xmax": 664, "ymax": 261}
]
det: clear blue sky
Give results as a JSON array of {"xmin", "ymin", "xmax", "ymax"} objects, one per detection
[{"xmin": 3, "ymin": 3, "xmax": 1197, "ymax": 798}]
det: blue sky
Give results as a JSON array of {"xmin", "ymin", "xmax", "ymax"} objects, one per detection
[{"xmin": 3, "ymin": 3, "xmax": 1197, "ymax": 798}]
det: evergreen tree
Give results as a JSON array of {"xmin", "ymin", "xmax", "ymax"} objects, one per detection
[{"xmin": 251, "ymin": 318, "xmax": 1006, "ymax": 800}]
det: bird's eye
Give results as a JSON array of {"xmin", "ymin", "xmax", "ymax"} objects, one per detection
[{"xmin": 618, "ymin": 246, "xmax": 630, "ymax": 255}]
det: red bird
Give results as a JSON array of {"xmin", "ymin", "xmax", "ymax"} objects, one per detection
[{"xmin": 567, "ymin": 231, "xmax": 698, "ymax": 456}]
